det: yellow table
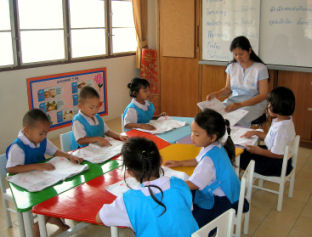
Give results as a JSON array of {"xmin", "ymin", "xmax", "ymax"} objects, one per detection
[{"xmin": 160, "ymin": 144, "xmax": 244, "ymax": 176}]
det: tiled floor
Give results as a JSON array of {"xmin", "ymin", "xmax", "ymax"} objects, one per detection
[{"xmin": 1, "ymin": 117, "xmax": 312, "ymax": 237}]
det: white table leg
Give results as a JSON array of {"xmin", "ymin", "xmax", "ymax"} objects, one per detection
[
  {"xmin": 235, "ymin": 154, "xmax": 240, "ymax": 176},
  {"xmin": 110, "ymin": 226, "xmax": 119, "ymax": 237},
  {"xmin": 38, "ymin": 214, "xmax": 48, "ymax": 237},
  {"xmin": 22, "ymin": 211, "xmax": 34, "ymax": 237}
]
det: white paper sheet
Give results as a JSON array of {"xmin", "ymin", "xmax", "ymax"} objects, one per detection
[
  {"xmin": 197, "ymin": 98, "xmax": 248, "ymax": 126},
  {"xmin": 135, "ymin": 117, "xmax": 187, "ymax": 134},
  {"xmin": 71, "ymin": 138, "xmax": 124, "ymax": 163},
  {"xmin": 7, "ymin": 156, "xmax": 89, "ymax": 192},
  {"xmin": 105, "ymin": 166, "xmax": 189, "ymax": 197},
  {"xmin": 231, "ymin": 127, "xmax": 262, "ymax": 147}
]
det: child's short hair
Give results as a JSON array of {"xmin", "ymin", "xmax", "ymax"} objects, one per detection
[
  {"xmin": 127, "ymin": 78, "xmax": 150, "ymax": 98},
  {"xmin": 195, "ymin": 109, "xmax": 235, "ymax": 162},
  {"xmin": 79, "ymin": 86, "xmax": 99, "ymax": 103},
  {"xmin": 23, "ymin": 109, "xmax": 50, "ymax": 127},
  {"xmin": 267, "ymin": 87, "xmax": 295, "ymax": 116}
]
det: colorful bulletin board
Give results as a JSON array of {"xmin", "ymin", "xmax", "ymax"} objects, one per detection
[{"xmin": 27, "ymin": 68, "xmax": 107, "ymax": 130}]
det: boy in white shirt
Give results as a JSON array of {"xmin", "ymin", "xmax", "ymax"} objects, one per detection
[{"xmin": 240, "ymin": 87, "xmax": 296, "ymax": 176}]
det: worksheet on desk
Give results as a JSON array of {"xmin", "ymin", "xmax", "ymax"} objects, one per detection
[
  {"xmin": 71, "ymin": 138, "xmax": 124, "ymax": 163},
  {"xmin": 135, "ymin": 116, "xmax": 187, "ymax": 134},
  {"xmin": 231, "ymin": 127, "xmax": 262, "ymax": 147},
  {"xmin": 7, "ymin": 156, "xmax": 89, "ymax": 192},
  {"xmin": 106, "ymin": 167, "xmax": 189, "ymax": 197},
  {"xmin": 197, "ymin": 98, "xmax": 248, "ymax": 126}
]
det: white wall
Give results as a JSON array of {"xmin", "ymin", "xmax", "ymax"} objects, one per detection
[{"xmin": 0, "ymin": 56, "xmax": 139, "ymax": 152}]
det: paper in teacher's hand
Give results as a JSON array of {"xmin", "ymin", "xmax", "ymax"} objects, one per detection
[
  {"xmin": 135, "ymin": 116, "xmax": 186, "ymax": 134},
  {"xmin": 197, "ymin": 98, "xmax": 248, "ymax": 126}
]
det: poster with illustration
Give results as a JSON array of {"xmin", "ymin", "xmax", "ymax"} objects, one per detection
[{"xmin": 27, "ymin": 68, "xmax": 107, "ymax": 130}]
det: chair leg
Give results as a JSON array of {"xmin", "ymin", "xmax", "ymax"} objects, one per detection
[
  {"xmin": 243, "ymin": 211, "xmax": 250, "ymax": 235},
  {"xmin": 288, "ymin": 174, "xmax": 295, "ymax": 198},
  {"xmin": 2, "ymin": 198, "xmax": 12, "ymax": 228},
  {"xmin": 277, "ymin": 183, "xmax": 285, "ymax": 212},
  {"xmin": 16, "ymin": 211, "xmax": 26, "ymax": 237}
]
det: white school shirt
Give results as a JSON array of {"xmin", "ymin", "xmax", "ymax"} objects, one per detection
[
  {"xmin": 6, "ymin": 130, "xmax": 57, "ymax": 168},
  {"xmin": 123, "ymin": 99, "xmax": 151, "ymax": 125},
  {"xmin": 188, "ymin": 142, "xmax": 225, "ymax": 197},
  {"xmin": 98, "ymin": 176, "xmax": 171, "ymax": 228},
  {"xmin": 72, "ymin": 110, "xmax": 109, "ymax": 141},
  {"xmin": 264, "ymin": 118, "xmax": 296, "ymax": 155},
  {"xmin": 225, "ymin": 62, "xmax": 269, "ymax": 103}
]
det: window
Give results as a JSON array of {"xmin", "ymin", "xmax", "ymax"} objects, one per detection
[
  {"xmin": 0, "ymin": 0, "xmax": 136, "ymax": 70},
  {"xmin": 0, "ymin": 0, "xmax": 14, "ymax": 67}
]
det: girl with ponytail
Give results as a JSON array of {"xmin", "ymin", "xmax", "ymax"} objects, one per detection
[
  {"xmin": 96, "ymin": 137, "xmax": 198, "ymax": 236},
  {"xmin": 164, "ymin": 109, "xmax": 241, "ymax": 228}
]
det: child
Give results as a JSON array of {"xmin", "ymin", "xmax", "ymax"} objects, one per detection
[
  {"xmin": 164, "ymin": 109, "xmax": 241, "ymax": 228},
  {"xmin": 6, "ymin": 108, "xmax": 83, "ymax": 236},
  {"xmin": 240, "ymin": 87, "xmax": 296, "ymax": 176},
  {"xmin": 96, "ymin": 137, "xmax": 198, "ymax": 236},
  {"xmin": 72, "ymin": 86, "xmax": 127, "ymax": 150},
  {"xmin": 123, "ymin": 78, "xmax": 166, "ymax": 131}
]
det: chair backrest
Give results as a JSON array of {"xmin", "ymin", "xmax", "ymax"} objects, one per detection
[
  {"xmin": 234, "ymin": 160, "xmax": 255, "ymax": 237},
  {"xmin": 60, "ymin": 131, "xmax": 73, "ymax": 152},
  {"xmin": 281, "ymin": 135, "xmax": 300, "ymax": 178},
  {"xmin": 192, "ymin": 208, "xmax": 235, "ymax": 237},
  {"xmin": 0, "ymin": 154, "xmax": 8, "ymax": 194}
]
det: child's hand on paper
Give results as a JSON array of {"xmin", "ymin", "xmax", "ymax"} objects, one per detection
[
  {"xmin": 225, "ymin": 102, "xmax": 241, "ymax": 112},
  {"xmin": 97, "ymin": 137, "xmax": 112, "ymax": 147},
  {"xmin": 163, "ymin": 160, "xmax": 181, "ymax": 168},
  {"xmin": 159, "ymin": 112, "xmax": 167, "ymax": 117},
  {"xmin": 206, "ymin": 93, "xmax": 216, "ymax": 101},
  {"xmin": 36, "ymin": 163, "xmax": 55, "ymax": 171},
  {"xmin": 119, "ymin": 134, "xmax": 128, "ymax": 141},
  {"xmin": 67, "ymin": 154, "xmax": 83, "ymax": 164},
  {"xmin": 241, "ymin": 130, "xmax": 256, "ymax": 138},
  {"xmin": 140, "ymin": 124, "xmax": 156, "ymax": 130}
]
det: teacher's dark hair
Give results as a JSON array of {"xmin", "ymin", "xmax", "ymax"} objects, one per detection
[{"xmin": 230, "ymin": 36, "xmax": 264, "ymax": 64}]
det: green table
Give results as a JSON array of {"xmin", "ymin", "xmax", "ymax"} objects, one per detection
[{"xmin": 9, "ymin": 157, "xmax": 122, "ymax": 237}]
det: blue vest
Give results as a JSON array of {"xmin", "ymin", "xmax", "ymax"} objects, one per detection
[
  {"xmin": 194, "ymin": 146, "xmax": 241, "ymax": 210},
  {"xmin": 71, "ymin": 113, "xmax": 105, "ymax": 150},
  {"xmin": 122, "ymin": 101, "xmax": 155, "ymax": 131},
  {"xmin": 6, "ymin": 138, "xmax": 47, "ymax": 164},
  {"xmin": 123, "ymin": 177, "xmax": 198, "ymax": 237}
]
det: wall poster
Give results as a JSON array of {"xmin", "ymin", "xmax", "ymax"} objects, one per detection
[{"xmin": 27, "ymin": 68, "xmax": 107, "ymax": 130}]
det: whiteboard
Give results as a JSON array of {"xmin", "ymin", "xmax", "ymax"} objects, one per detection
[
  {"xmin": 202, "ymin": 0, "xmax": 312, "ymax": 69},
  {"xmin": 202, "ymin": 0, "xmax": 260, "ymax": 61},
  {"xmin": 260, "ymin": 0, "xmax": 312, "ymax": 67}
]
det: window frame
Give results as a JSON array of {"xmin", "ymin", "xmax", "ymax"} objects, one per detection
[{"xmin": 0, "ymin": 0, "xmax": 136, "ymax": 72}]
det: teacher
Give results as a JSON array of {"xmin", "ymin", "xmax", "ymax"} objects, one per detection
[{"xmin": 206, "ymin": 36, "xmax": 269, "ymax": 127}]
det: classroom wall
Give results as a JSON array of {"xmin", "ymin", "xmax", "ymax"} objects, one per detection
[
  {"xmin": 0, "ymin": 56, "xmax": 139, "ymax": 153},
  {"xmin": 147, "ymin": 0, "xmax": 157, "ymax": 49}
]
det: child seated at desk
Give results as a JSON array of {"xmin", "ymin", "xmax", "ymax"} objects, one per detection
[
  {"xmin": 6, "ymin": 108, "xmax": 83, "ymax": 236},
  {"xmin": 96, "ymin": 137, "xmax": 198, "ymax": 236},
  {"xmin": 240, "ymin": 87, "xmax": 296, "ymax": 176},
  {"xmin": 123, "ymin": 78, "xmax": 166, "ymax": 131},
  {"xmin": 164, "ymin": 109, "xmax": 241, "ymax": 228},
  {"xmin": 72, "ymin": 86, "xmax": 127, "ymax": 149}
]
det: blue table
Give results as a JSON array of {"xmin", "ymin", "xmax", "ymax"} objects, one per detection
[{"xmin": 157, "ymin": 116, "xmax": 193, "ymax": 144}]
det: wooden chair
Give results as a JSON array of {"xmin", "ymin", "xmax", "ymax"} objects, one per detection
[
  {"xmin": 0, "ymin": 154, "xmax": 25, "ymax": 237},
  {"xmin": 234, "ymin": 160, "xmax": 255, "ymax": 237},
  {"xmin": 253, "ymin": 135, "xmax": 300, "ymax": 211},
  {"xmin": 192, "ymin": 208, "xmax": 235, "ymax": 237}
]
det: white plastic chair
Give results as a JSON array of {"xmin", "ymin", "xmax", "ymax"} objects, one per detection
[
  {"xmin": 0, "ymin": 154, "xmax": 25, "ymax": 237},
  {"xmin": 253, "ymin": 135, "xmax": 300, "ymax": 211},
  {"xmin": 60, "ymin": 131, "xmax": 73, "ymax": 152},
  {"xmin": 234, "ymin": 160, "xmax": 255, "ymax": 237},
  {"xmin": 192, "ymin": 208, "xmax": 235, "ymax": 237}
]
